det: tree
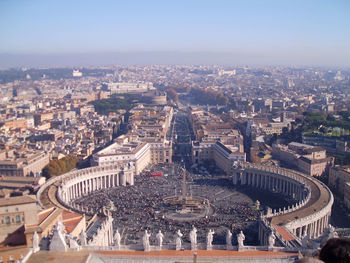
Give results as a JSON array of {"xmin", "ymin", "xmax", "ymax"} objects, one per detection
[{"xmin": 42, "ymin": 155, "xmax": 78, "ymax": 179}]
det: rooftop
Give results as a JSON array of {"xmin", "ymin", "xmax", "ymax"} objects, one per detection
[{"xmin": 0, "ymin": 195, "xmax": 37, "ymax": 207}]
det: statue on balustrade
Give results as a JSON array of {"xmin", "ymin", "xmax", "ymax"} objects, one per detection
[
  {"xmin": 114, "ymin": 229, "xmax": 121, "ymax": 249},
  {"xmin": 206, "ymin": 229, "xmax": 215, "ymax": 250},
  {"xmin": 156, "ymin": 230, "xmax": 164, "ymax": 249},
  {"xmin": 175, "ymin": 230, "xmax": 183, "ymax": 251},
  {"xmin": 237, "ymin": 230, "xmax": 245, "ymax": 250},
  {"xmin": 268, "ymin": 231, "xmax": 276, "ymax": 249},
  {"xmin": 189, "ymin": 226, "xmax": 197, "ymax": 251},
  {"xmin": 143, "ymin": 230, "xmax": 151, "ymax": 252}
]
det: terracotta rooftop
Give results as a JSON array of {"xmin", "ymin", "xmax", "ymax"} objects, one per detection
[
  {"xmin": 274, "ymin": 225, "xmax": 295, "ymax": 241},
  {"xmin": 37, "ymin": 207, "xmax": 56, "ymax": 225}
]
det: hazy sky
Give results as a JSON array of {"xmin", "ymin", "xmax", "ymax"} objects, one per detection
[{"xmin": 0, "ymin": 0, "xmax": 349, "ymax": 67}]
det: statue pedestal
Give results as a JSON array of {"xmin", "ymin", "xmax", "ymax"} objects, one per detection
[
  {"xmin": 268, "ymin": 246, "xmax": 276, "ymax": 252},
  {"xmin": 237, "ymin": 245, "xmax": 245, "ymax": 252}
]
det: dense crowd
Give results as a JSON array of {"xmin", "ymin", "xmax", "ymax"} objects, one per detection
[{"xmin": 74, "ymin": 163, "xmax": 290, "ymax": 245}]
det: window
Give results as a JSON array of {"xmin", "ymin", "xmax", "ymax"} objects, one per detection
[
  {"xmin": 16, "ymin": 215, "xmax": 20, "ymax": 223},
  {"xmin": 5, "ymin": 216, "xmax": 10, "ymax": 224}
]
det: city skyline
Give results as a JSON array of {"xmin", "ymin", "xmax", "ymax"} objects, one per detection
[{"xmin": 0, "ymin": 0, "xmax": 350, "ymax": 67}]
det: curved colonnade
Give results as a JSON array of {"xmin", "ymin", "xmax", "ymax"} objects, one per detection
[
  {"xmin": 232, "ymin": 162, "xmax": 333, "ymax": 246},
  {"xmin": 37, "ymin": 163, "xmax": 135, "ymax": 213}
]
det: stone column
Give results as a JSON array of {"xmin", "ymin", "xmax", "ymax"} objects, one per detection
[
  {"xmin": 115, "ymin": 174, "xmax": 118, "ymax": 186},
  {"xmin": 121, "ymin": 173, "xmax": 126, "ymax": 186},
  {"xmin": 72, "ymin": 185, "xmax": 75, "ymax": 199}
]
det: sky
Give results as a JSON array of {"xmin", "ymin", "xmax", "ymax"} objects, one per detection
[{"xmin": 0, "ymin": 0, "xmax": 349, "ymax": 67}]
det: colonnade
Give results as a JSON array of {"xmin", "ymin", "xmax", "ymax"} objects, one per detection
[
  {"xmin": 55, "ymin": 163, "xmax": 136, "ymax": 207},
  {"xmin": 234, "ymin": 170, "xmax": 308, "ymax": 202},
  {"xmin": 233, "ymin": 162, "xmax": 334, "ymax": 246},
  {"xmin": 291, "ymin": 212, "xmax": 331, "ymax": 239}
]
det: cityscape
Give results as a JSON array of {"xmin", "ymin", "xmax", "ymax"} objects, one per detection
[{"xmin": 0, "ymin": 1, "xmax": 350, "ymax": 263}]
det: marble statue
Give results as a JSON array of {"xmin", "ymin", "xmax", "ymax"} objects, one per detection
[
  {"xmin": 32, "ymin": 231, "xmax": 40, "ymax": 253},
  {"xmin": 175, "ymin": 230, "xmax": 183, "ymax": 251},
  {"xmin": 268, "ymin": 231, "xmax": 275, "ymax": 248},
  {"xmin": 143, "ymin": 230, "xmax": 151, "ymax": 252},
  {"xmin": 206, "ymin": 229, "xmax": 215, "ymax": 250},
  {"xmin": 189, "ymin": 226, "xmax": 197, "ymax": 251},
  {"xmin": 226, "ymin": 230, "xmax": 232, "ymax": 249},
  {"xmin": 79, "ymin": 230, "xmax": 87, "ymax": 246},
  {"xmin": 114, "ymin": 229, "xmax": 121, "ymax": 248},
  {"xmin": 156, "ymin": 230, "xmax": 164, "ymax": 249},
  {"xmin": 237, "ymin": 230, "xmax": 245, "ymax": 249}
]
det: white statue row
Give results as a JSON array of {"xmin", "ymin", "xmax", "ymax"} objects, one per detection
[{"xmin": 114, "ymin": 227, "xmax": 251, "ymax": 251}]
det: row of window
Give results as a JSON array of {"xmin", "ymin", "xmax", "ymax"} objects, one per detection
[{"xmin": 1, "ymin": 214, "xmax": 23, "ymax": 225}]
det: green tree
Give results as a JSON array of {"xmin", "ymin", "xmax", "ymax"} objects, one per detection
[{"xmin": 42, "ymin": 155, "xmax": 78, "ymax": 179}]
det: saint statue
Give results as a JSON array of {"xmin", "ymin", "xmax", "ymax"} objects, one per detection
[
  {"xmin": 268, "ymin": 231, "xmax": 275, "ymax": 248},
  {"xmin": 206, "ymin": 229, "xmax": 215, "ymax": 250},
  {"xmin": 237, "ymin": 230, "xmax": 245, "ymax": 248},
  {"xmin": 114, "ymin": 229, "xmax": 121, "ymax": 248},
  {"xmin": 175, "ymin": 230, "xmax": 183, "ymax": 251},
  {"xmin": 143, "ymin": 230, "xmax": 151, "ymax": 251},
  {"xmin": 189, "ymin": 226, "xmax": 197, "ymax": 251},
  {"xmin": 156, "ymin": 230, "xmax": 164, "ymax": 249}
]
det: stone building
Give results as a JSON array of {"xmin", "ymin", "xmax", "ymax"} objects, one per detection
[
  {"xmin": 0, "ymin": 150, "xmax": 49, "ymax": 177},
  {"xmin": 272, "ymin": 142, "xmax": 333, "ymax": 177},
  {"xmin": 328, "ymin": 165, "xmax": 350, "ymax": 201},
  {"xmin": 0, "ymin": 195, "xmax": 38, "ymax": 245}
]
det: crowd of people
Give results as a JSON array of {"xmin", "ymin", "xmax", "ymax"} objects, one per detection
[{"xmin": 74, "ymin": 163, "xmax": 291, "ymax": 245}]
